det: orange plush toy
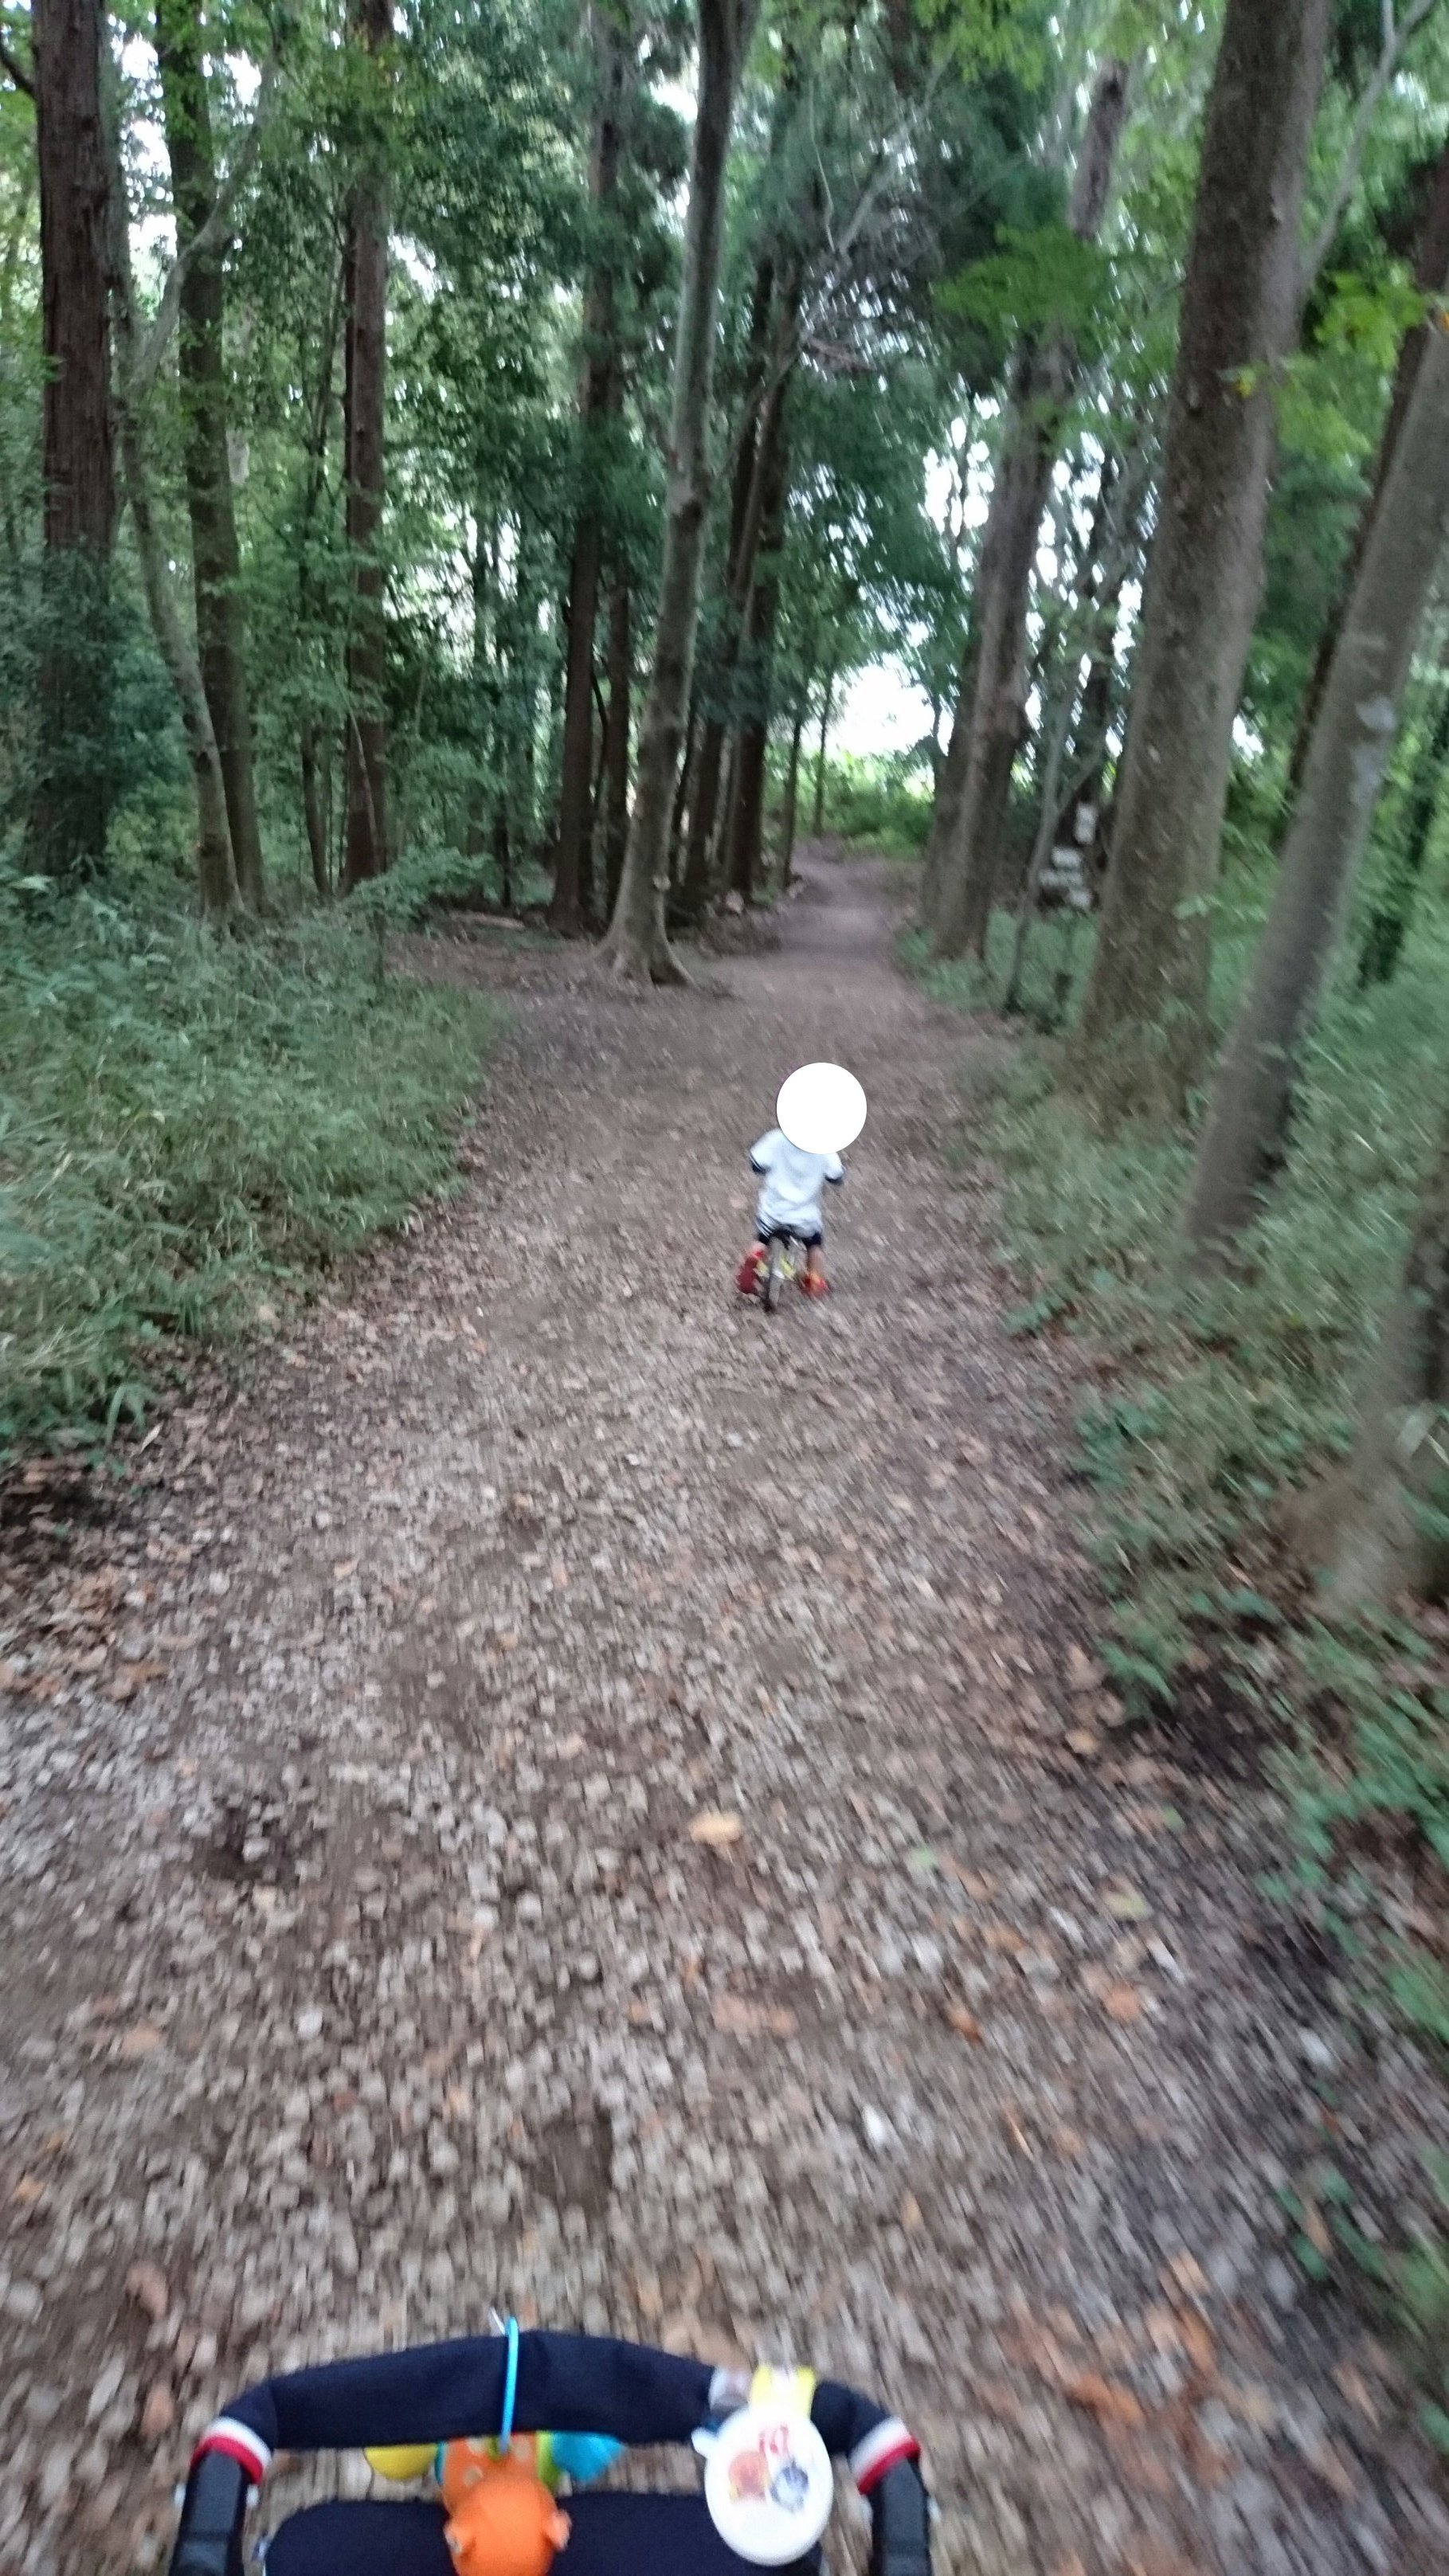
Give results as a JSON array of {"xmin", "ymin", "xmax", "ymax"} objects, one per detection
[{"xmin": 441, "ymin": 2437, "xmax": 571, "ymax": 2576}]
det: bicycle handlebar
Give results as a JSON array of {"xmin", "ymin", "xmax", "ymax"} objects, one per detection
[{"xmin": 164, "ymin": 2443, "xmax": 932, "ymax": 2576}]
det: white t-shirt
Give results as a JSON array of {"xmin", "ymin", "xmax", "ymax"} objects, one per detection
[{"xmin": 750, "ymin": 1129, "xmax": 844, "ymax": 1236}]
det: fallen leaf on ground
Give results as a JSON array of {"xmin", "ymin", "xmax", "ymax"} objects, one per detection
[
  {"xmin": 118, "ymin": 2023, "xmax": 163, "ymax": 2058},
  {"xmin": 1067, "ymin": 1647, "xmax": 1103, "ymax": 1693},
  {"xmin": 1063, "ymin": 2371, "xmax": 1146, "ymax": 2430},
  {"xmin": 1066, "ymin": 1728, "xmax": 1101, "ymax": 1758},
  {"xmin": 1301, "ymin": 2197, "xmax": 1333, "ymax": 2257},
  {"xmin": 1105, "ymin": 1886, "xmax": 1150, "ymax": 1920},
  {"xmin": 127, "ymin": 2261, "xmax": 170, "ymax": 2321},
  {"xmin": 139, "ymin": 2381, "xmax": 176, "ymax": 2442},
  {"xmin": 688, "ymin": 1810, "xmax": 743, "ymax": 1847},
  {"xmin": 1302, "ymin": 2436, "xmax": 1357, "ymax": 2500},
  {"xmin": 943, "ymin": 2002, "xmax": 985, "ymax": 2042},
  {"xmin": 11, "ymin": 2175, "xmax": 45, "ymax": 2206},
  {"xmin": 712, "ymin": 1995, "xmax": 797, "ymax": 2038},
  {"xmin": 1333, "ymin": 2361, "xmax": 1380, "ymax": 2425},
  {"xmin": 1179, "ymin": 2310, "xmax": 1216, "ymax": 2376},
  {"xmin": 1103, "ymin": 1984, "xmax": 1145, "ymax": 2024},
  {"xmin": 900, "ymin": 2191, "xmax": 922, "ymax": 2230},
  {"xmin": 1162, "ymin": 2253, "xmax": 1211, "ymax": 2302}
]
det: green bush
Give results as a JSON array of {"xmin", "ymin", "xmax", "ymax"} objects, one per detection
[
  {"xmin": 806, "ymin": 750, "xmax": 934, "ymax": 856},
  {"xmin": 0, "ymin": 871, "xmax": 495, "ymax": 1457},
  {"xmin": 917, "ymin": 892, "xmax": 1449, "ymax": 2398}
]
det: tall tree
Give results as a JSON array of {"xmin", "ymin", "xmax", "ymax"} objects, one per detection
[
  {"xmin": 28, "ymin": 0, "xmax": 116, "ymax": 882},
  {"xmin": 1358, "ymin": 640, "xmax": 1449, "ymax": 987},
  {"xmin": 930, "ymin": 53, "xmax": 1132, "ymax": 961},
  {"xmin": 1306, "ymin": 1104, "xmax": 1449, "ymax": 1615},
  {"xmin": 601, "ymin": 0, "xmax": 758, "ymax": 981},
  {"xmin": 155, "ymin": 0, "xmax": 265, "ymax": 908},
  {"xmin": 1067, "ymin": 0, "xmax": 1333, "ymax": 1126},
  {"xmin": 726, "ymin": 386, "xmax": 789, "ymax": 901},
  {"xmin": 101, "ymin": 55, "xmax": 238, "ymax": 918},
  {"xmin": 550, "ymin": 0, "xmax": 629, "ymax": 933},
  {"xmin": 1283, "ymin": 133, "xmax": 1449, "ymax": 805},
  {"xmin": 601, "ymin": 574, "xmax": 632, "ymax": 914},
  {"xmin": 340, "ymin": 0, "xmax": 392, "ymax": 893},
  {"xmin": 676, "ymin": 245, "xmax": 777, "ymax": 921},
  {"xmin": 1182, "ymin": 313, "xmax": 1449, "ymax": 1265}
]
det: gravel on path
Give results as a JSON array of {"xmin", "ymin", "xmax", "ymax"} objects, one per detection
[{"xmin": 1, "ymin": 852, "xmax": 1446, "ymax": 2576}]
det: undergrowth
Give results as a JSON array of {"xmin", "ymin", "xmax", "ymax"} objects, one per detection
[
  {"xmin": 915, "ymin": 896, "xmax": 1449, "ymax": 2443},
  {"xmin": 0, "ymin": 869, "xmax": 495, "ymax": 1459}
]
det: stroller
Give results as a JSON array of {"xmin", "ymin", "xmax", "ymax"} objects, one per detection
[{"xmin": 166, "ymin": 2326, "xmax": 932, "ymax": 2575}]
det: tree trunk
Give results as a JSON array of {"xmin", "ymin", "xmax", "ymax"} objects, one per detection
[
  {"xmin": 601, "ymin": 0, "xmax": 758, "ymax": 983},
  {"xmin": 1068, "ymin": 0, "xmax": 1333, "ymax": 1126},
  {"xmin": 296, "ymin": 246, "xmax": 345, "ymax": 899},
  {"xmin": 1184, "ymin": 316, "xmax": 1449, "ymax": 1266},
  {"xmin": 919, "ymin": 630, "xmax": 973, "ymax": 920},
  {"xmin": 155, "ymin": 0, "xmax": 264, "ymax": 909},
  {"xmin": 1284, "ymin": 134, "xmax": 1449, "ymax": 807},
  {"xmin": 676, "ymin": 249, "xmax": 777, "ymax": 922},
  {"xmin": 812, "ymin": 658, "xmax": 836, "ymax": 835},
  {"xmin": 28, "ymin": 0, "xmax": 116, "ymax": 883},
  {"xmin": 301, "ymin": 719, "xmax": 329, "ymax": 896},
  {"xmin": 602, "ymin": 577, "xmax": 632, "ymax": 915},
  {"xmin": 932, "ymin": 55, "xmax": 1132, "ymax": 961},
  {"xmin": 339, "ymin": 0, "xmax": 391, "ymax": 893},
  {"xmin": 0, "ymin": 159, "xmax": 34, "ymax": 572},
  {"xmin": 100, "ymin": 55, "xmax": 236, "ymax": 918},
  {"xmin": 1358, "ymin": 648, "xmax": 1449, "ymax": 987},
  {"xmin": 550, "ymin": 0, "xmax": 626, "ymax": 932},
  {"xmin": 1305, "ymin": 1116, "xmax": 1449, "ymax": 1614},
  {"xmin": 780, "ymin": 701, "xmax": 805, "ymax": 886},
  {"xmin": 728, "ymin": 405, "xmax": 789, "ymax": 902}
]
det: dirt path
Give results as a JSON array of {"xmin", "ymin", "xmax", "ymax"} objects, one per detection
[{"xmin": 1, "ymin": 855, "xmax": 1444, "ymax": 2576}]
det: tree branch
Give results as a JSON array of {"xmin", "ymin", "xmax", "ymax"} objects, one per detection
[
  {"xmin": 130, "ymin": 42, "xmax": 286, "ymax": 402},
  {"xmin": 0, "ymin": 33, "xmax": 33, "ymax": 95},
  {"xmin": 1301, "ymin": 0, "xmax": 1443, "ymax": 303}
]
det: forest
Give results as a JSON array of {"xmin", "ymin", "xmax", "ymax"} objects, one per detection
[{"xmin": 6, "ymin": 0, "xmax": 1449, "ymax": 2451}]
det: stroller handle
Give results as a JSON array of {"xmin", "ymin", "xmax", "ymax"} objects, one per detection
[
  {"xmin": 166, "ymin": 2445, "xmax": 934, "ymax": 2576},
  {"xmin": 168, "ymin": 2446, "xmax": 251, "ymax": 2575}
]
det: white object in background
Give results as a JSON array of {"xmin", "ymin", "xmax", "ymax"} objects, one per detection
[
  {"xmin": 703, "ymin": 2400, "xmax": 834, "ymax": 2566},
  {"xmin": 775, "ymin": 1063, "xmax": 867, "ymax": 1158}
]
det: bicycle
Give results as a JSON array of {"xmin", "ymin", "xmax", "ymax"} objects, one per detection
[{"xmin": 760, "ymin": 1230, "xmax": 808, "ymax": 1313}]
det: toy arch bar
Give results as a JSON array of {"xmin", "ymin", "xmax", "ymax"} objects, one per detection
[{"xmin": 168, "ymin": 2329, "xmax": 930, "ymax": 2576}]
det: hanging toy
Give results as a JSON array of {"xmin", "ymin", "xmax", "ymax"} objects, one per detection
[
  {"xmin": 441, "ymin": 2438, "xmax": 570, "ymax": 2576},
  {"xmin": 440, "ymin": 2317, "xmax": 572, "ymax": 2576},
  {"xmin": 364, "ymin": 2443, "xmax": 438, "ymax": 2484}
]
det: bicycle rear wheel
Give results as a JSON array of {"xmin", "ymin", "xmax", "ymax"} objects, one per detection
[{"xmin": 763, "ymin": 1238, "xmax": 786, "ymax": 1313}]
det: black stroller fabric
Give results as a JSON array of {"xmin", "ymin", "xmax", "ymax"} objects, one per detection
[{"xmin": 264, "ymin": 2491, "xmax": 822, "ymax": 2575}]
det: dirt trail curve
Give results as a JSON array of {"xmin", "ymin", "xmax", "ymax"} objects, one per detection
[{"xmin": 0, "ymin": 855, "xmax": 1444, "ymax": 2576}]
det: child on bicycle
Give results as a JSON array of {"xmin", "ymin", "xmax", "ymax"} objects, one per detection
[{"xmin": 735, "ymin": 1122, "xmax": 846, "ymax": 1300}]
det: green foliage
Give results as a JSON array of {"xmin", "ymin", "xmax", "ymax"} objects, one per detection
[
  {"xmin": 938, "ymin": 221, "xmax": 1113, "ymax": 372},
  {"xmin": 813, "ymin": 750, "xmax": 934, "ymax": 854},
  {"xmin": 0, "ymin": 870, "xmax": 495, "ymax": 1459},
  {"xmin": 915, "ymin": 898, "xmax": 1449, "ymax": 1725}
]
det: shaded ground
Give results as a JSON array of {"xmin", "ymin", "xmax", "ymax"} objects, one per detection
[{"xmin": 1, "ymin": 853, "xmax": 1446, "ymax": 2576}]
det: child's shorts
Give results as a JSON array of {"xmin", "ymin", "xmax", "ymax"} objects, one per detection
[{"xmin": 760, "ymin": 1219, "xmax": 822, "ymax": 1248}]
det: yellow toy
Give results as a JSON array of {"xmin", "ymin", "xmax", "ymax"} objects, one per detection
[
  {"xmin": 365, "ymin": 2443, "xmax": 437, "ymax": 2483},
  {"xmin": 441, "ymin": 2437, "xmax": 570, "ymax": 2576}
]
